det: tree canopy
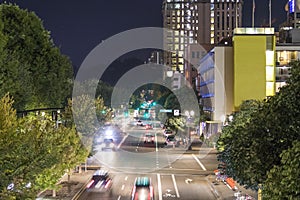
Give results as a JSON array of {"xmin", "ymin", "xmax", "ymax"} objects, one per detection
[
  {"xmin": 263, "ymin": 141, "xmax": 300, "ymax": 199},
  {"xmin": 0, "ymin": 4, "xmax": 73, "ymax": 110},
  {"xmin": 0, "ymin": 94, "xmax": 88, "ymax": 199},
  {"xmin": 217, "ymin": 60, "xmax": 300, "ymax": 196}
]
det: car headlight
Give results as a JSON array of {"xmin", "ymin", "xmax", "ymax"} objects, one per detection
[{"xmin": 105, "ymin": 129, "xmax": 113, "ymax": 136}]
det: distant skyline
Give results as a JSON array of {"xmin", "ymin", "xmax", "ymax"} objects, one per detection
[{"xmin": 1, "ymin": 0, "xmax": 288, "ymax": 68}]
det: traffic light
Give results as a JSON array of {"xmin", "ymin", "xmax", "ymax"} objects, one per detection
[{"xmin": 143, "ymin": 109, "xmax": 150, "ymax": 118}]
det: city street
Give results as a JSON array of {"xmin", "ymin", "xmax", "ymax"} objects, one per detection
[
  {"xmin": 77, "ymin": 118, "xmax": 224, "ymax": 200},
  {"xmin": 36, "ymin": 117, "xmax": 258, "ymax": 200}
]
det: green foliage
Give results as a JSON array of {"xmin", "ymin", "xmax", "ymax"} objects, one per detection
[
  {"xmin": 95, "ymin": 96, "xmax": 113, "ymax": 123},
  {"xmin": 0, "ymin": 4, "xmax": 73, "ymax": 110},
  {"xmin": 96, "ymin": 80, "xmax": 113, "ymax": 106},
  {"xmin": 217, "ymin": 100, "xmax": 266, "ymax": 189},
  {"xmin": 0, "ymin": 94, "xmax": 88, "ymax": 199},
  {"xmin": 263, "ymin": 141, "xmax": 300, "ymax": 199},
  {"xmin": 129, "ymin": 84, "xmax": 172, "ymax": 110},
  {"xmin": 162, "ymin": 85, "xmax": 201, "ymax": 132},
  {"xmin": 164, "ymin": 116, "xmax": 185, "ymax": 133},
  {"xmin": 68, "ymin": 94, "xmax": 112, "ymax": 155},
  {"xmin": 217, "ymin": 61, "xmax": 300, "ymax": 192}
]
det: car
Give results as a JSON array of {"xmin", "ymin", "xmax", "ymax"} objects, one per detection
[
  {"xmin": 101, "ymin": 138, "xmax": 115, "ymax": 151},
  {"xmin": 86, "ymin": 170, "xmax": 112, "ymax": 192},
  {"xmin": 144, "ymin": 133, "xmax": 155, "ymax": 143},
  {"xmin": 145, "ymin": 124, "xmax": 153, "ymax": 130},
  {"xmin": 165, "ymin": 135, "xmax": 178, "ymax": 147},
  {"xmin": 163, "ymin": 129, "xmax": 173, "ymax": 137},
  {"xmin": 136, "ymin": 120, "xmax": 143, "ymax": 126},
  {"xmin": 94, "ymin": 136, "xmax": 102, "ymax": 145},
  {"xmin": 131, "ymin": 177, "xmax": 154, "ymax": 200}
]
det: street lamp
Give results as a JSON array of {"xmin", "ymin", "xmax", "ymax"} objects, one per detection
[
  {"xmin": 185, "ymin": 110, "xmax": 194, "ymax": 150},
  {"xmin": 56, "ymin": 110, "xmax": 61, "ymax": 128},
  {"xmin": 166, "ymin": 70, "xmax": 174, "ymax": 78}
]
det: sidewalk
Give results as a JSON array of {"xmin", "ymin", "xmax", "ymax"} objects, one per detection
[
  {"xmin": 186, "ymin": 136, "xmax": 258, "ymax": 200},
  {"xmin": 37, "ymin": 170, "xmax": 94, "ymax": 200},
  {"xmin": 207, "ymin": 174, "xmax": 258, "ymax": 200}
]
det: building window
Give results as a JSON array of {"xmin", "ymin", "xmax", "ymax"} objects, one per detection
[
  {"xmin": 192, "ymin": 51, "xmax": 195, "ymax": 58},
  {"xmin": 266, "ymin": 36, "xmax": 274, "ymax": 50}
]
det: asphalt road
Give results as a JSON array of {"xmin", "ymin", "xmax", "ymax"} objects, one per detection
[{"xmin": 78, "ymin": 119, "xmax": 219, "ymax": 200}]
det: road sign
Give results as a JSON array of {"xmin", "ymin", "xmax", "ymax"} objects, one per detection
[
  {"xmin": 173, "ymin": 109, "xmax": 180, "ymax": 116},
  {"xmin": 160, "ymin": 109, "xmax": 172, "ymax": 113}
]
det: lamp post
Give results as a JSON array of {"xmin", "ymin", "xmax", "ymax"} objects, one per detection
[
  {"xmin": 185, "ymin": 110, "xmax": 194, "ymax": 150},
  {"xmin": 56, "ymin": 110, "xmax": 61, "ymax": 128}
]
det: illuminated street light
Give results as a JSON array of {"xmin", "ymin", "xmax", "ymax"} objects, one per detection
[
  {"xmin": 166, "ymin": 70, "xmax": 174, "ymax": 77},
  {"xmin": 185, "ymin": 110, "xmax": 195, "ymax": 150}
]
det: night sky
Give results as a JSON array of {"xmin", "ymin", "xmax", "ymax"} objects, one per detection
[{"xmin": 1, "ymin": 0, "xmax": 288, "ymax": 69}]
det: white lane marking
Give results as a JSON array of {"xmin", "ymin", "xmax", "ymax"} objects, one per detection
[
  {"xmin": 171, "ymin": 174, "xmax": 180, "ymax": 198},
  {"xmin": 157, "ymin": 173, "xmax": 163, "ymax": 200},
  {"xmin": 192, "ymin": 154, "xmax": 207, "ymax": 171},
  {"xmin": 117, "ymin": 195, "xmax": 121, "ymax": 200},
  {"xmin": 121, "ymin": 184, "xmax": 125, "ymax": 190},
  {"xmin": 117, "ymin": 134, "xmax": 128, "ymax": 149},
  {"xmin": 155, "ymin": 133, "xmax": 158, "ymax": 152},
  {"xmin": 125, "ymin": 176, "xmax": 128, "ymax": 181}
]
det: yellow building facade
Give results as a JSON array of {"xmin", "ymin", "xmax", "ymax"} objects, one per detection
[{"xmin": 233, "ymin": 28, "xmax": 276, "ymax": 110}]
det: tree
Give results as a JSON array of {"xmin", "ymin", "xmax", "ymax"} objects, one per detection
[
  {"xmin": 217, "ymin": 61, "xmax": 300, "ymax": 191},
  {"xmin": 163, "ymin": 85, "xmax": 201, "ymax": 133},
  {"xmin": 96, "ymin": 80, "xmax": 113, "ymax": 106},
  {"xmin": 263, "ymin": 141, "xmax": 300, "ymax": 199},
  {"xmin": 0, "ymin": 94, "xmax": 88, "ymax": 199},
  {"xmin": 0, "ymin": 4, "xmax": 73, "ymax": 110},
  {"xmin": 67, "ymin": 94, "xmax": 112, "ymax": 154},
  {"xmin": 217, "ymin": 100, "xmax": 266, "ymax": 189}
]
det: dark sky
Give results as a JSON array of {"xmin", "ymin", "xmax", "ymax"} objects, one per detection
[{"xmin": 1, "ymin": 0, "xmax": 288, "ymax": 68}]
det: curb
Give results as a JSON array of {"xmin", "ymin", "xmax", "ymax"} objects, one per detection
[
  {"xmin": 71, "ymin": 174, "xmax": 93, "ymax": 200},
  {"xmin": 205, "ymin": 176, "xmax": 222, "ymax": 200}
]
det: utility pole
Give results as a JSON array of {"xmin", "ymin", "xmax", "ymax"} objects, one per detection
[
  {"xmin": 252, "ymin": 0, "xmax": 255, "ymax": 27},
  {"xmin": 269, "ymin": 0, "xmax": 272, "ymax": 27}
]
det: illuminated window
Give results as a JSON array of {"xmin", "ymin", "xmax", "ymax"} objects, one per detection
[
  {"xmin": 266, "ymin": 51, "xmax": 274, "ymax": 66},
  {"xmin": 266, "ymin": 82, "xmax": 275, "ymax": 96},
  {"xmin": 266, "ymin": 66, "xmax": 274, "ymax": 81}
]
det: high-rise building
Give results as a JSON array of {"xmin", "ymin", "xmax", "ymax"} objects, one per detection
[
  {"xmin": 211, "ymin": 0, "xmax": 243, "ymax": 44},
  {"xmin": 288, "ymin": 0, "xmax": 300, "ymax": 28},
  {"xmin": 162, "ymin": 0, "xmax": 211, "ymax": 73},
  {"xmin": 162, "ymin": 0, "xmax": 243, "ymax": 86}
]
